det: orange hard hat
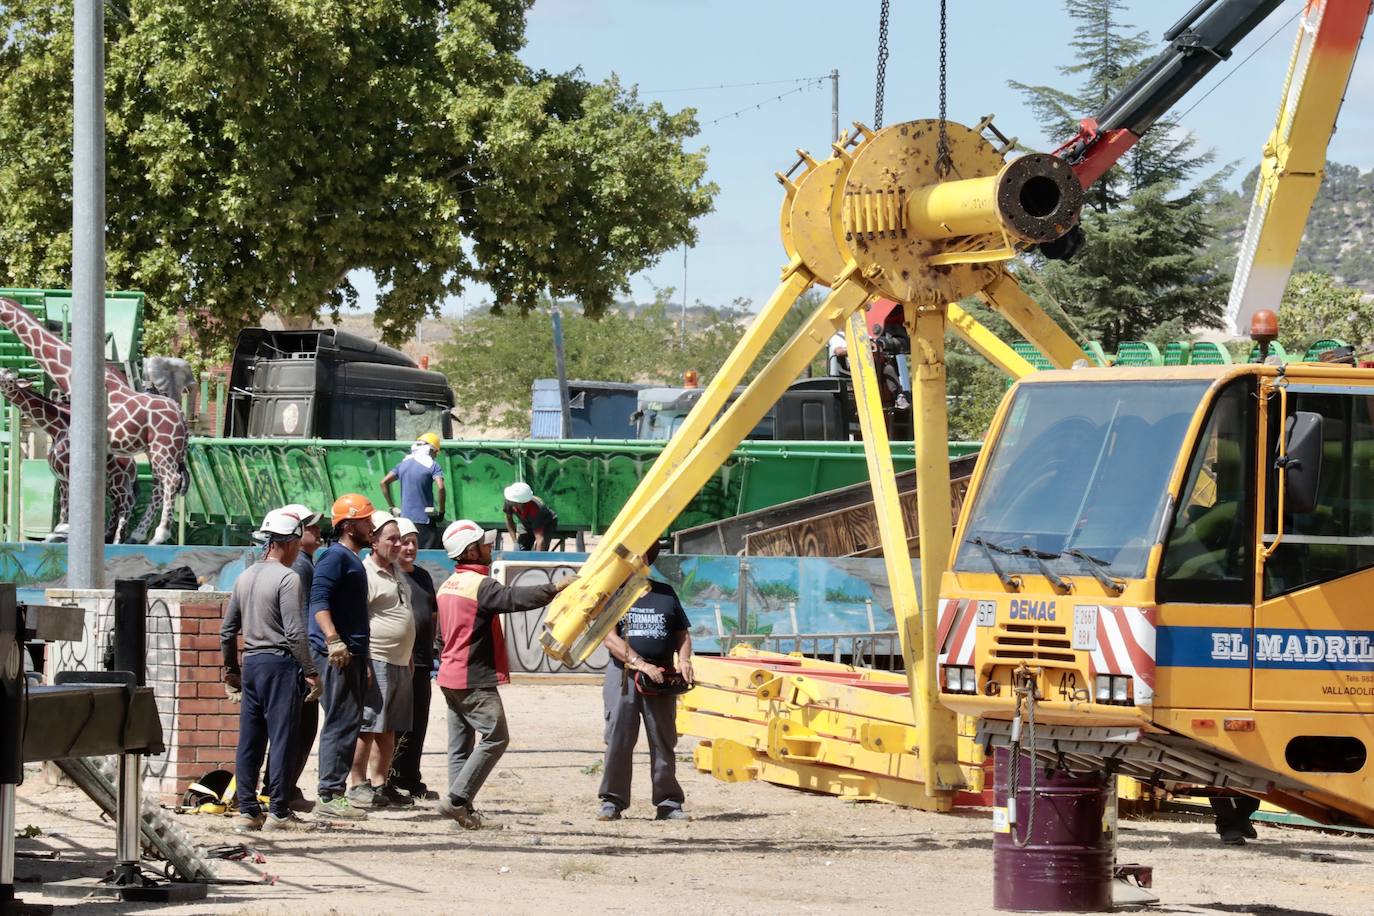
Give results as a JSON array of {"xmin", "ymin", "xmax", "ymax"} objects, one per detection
[{"xmin": 331, "ymin": 493, "xmax": 376, "ymax": 525}]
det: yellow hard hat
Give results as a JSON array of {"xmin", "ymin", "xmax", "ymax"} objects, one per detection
[{"xmin": 418, "ymin": 432, "xmax": 441, "ymax": 451}]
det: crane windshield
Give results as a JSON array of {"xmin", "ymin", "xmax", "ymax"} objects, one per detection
[{"xmin": 956, "ymin": 380, "xmax": 1210, "ymax": 580}]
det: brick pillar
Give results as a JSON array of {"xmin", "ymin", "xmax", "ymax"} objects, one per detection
[{"xmin": 162, "ymin": 600, "xmax": 242, "ymax": 805}]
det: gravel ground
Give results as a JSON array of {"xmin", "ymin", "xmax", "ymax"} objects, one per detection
[{"xmin": 10, "ymin": 682, "xmax": 1374, "ymax": 915}]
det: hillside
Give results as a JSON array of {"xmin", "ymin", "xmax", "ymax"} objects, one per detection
[{"xmin": 1213, "ymin": 161, "xmax": 1374, "ymax": 292}]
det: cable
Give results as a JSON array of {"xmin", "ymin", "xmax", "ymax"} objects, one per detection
[
  {"xmin": 1175, "ymin": 9, "xmax": 1301, "ymax": 125},
  {"xmin": 707, "ymin": 79, "xmax": 827, "ymax": 126},
  {"xmin": 874, "ymin": 0, "xmax": 891, "ymax": 128},
  {"xmin": 644, "ymin": 76, "xmax": 828, "ymax": 95}
]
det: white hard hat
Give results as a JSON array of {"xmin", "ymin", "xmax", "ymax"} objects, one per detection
[
  {"xmin": 280, "ymin": 503, "xmax": 322, "ymax": 528},
  {"xmin": 370, "ymin": 509, "xmax": 398, "ymax": 533},
  {"xmin": 504, "ymin": 482, "xmax": 534, "ymax": 504},
  {"xmin": 396, "ymin": 518, "xmax": 419, "ymax": 540},
  {"xmin": 258, "ymin": 507, "xmax": 305, "ymax": 539},
  {"xmin": 443, "ymin": 519, "xmax": 498, "ymax": 559}
]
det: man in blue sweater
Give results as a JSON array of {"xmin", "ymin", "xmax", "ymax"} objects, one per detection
[{"xmin": 309, "ymin": 493, "xmax": 377, "ymax": 820}]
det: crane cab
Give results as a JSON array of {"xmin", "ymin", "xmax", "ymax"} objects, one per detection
[{"xmin": 939, "ymin": 361, "xmax": 1374, "ymax": 826}]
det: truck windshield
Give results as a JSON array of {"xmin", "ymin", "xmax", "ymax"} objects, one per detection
[{"xmin": 956, "ymin": 380, "xmax": 1209, "ymax": 580}]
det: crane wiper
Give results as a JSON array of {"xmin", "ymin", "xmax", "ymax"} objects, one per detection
[
  {"xmin": 1062, "ymin": 549, "xmax": 1127, "ymax": 596},
  {"xmin": 968, "ymin": 537, "xmax": 1022, "ymax": 591},
  {"xmin": 1017, "ymin": 546, "xmax": 1073, "ymax": 594}
]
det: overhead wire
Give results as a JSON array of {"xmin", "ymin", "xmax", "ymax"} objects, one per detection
[
  {"xmin": 1174, "ymin": 9, "xmax": 1302, "ymax": 125},
  {"xmin": 707, "ymin": 77, "xmax": 828, "ymax": 126},
  {"xmin": 644, "ymin": 76, "xmax": 828, "ymax": 95}
]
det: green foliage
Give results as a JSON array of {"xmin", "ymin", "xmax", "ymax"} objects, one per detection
[
  {"xmin": 1278, "ymin": 272, "xmax": 1374, "ymax": 352},
  {"xmin": 1012, "ymin": 0, "xmax": 1229, "ymax": 350},
  {"xmin": 0, "ymin": 1, "xmax": 715, "ymax": 354},
  {"xmin": 753, "ymin": 580, "xmax": 798, "ymax": 601},
  {"xmin": 945, "ymin": 297, "xmax": 1015, "ymax": 440}
]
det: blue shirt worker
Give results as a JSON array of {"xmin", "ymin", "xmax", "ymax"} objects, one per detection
[
  {"xmin": 597, "ymin": 540, "xmax": 694, "ymax": 822},
  {"xmin": 502, "ymin": 481, "xmax": 558, "ymax": 551},
  {"xmin": 221, "ymin": 507, "xmax": 317, "ymax": 833},
  {"xmin": 308, "ymin": 492, "xmax": 377, "ymax": 820},
  {"xmin": 381, "ymin": 433, "xmax": 445, "ymax": 550}
]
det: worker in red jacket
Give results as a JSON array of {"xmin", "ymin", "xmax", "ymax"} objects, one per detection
[{"xmin": 434, "ymin": 519, "xmax": 573, "ymax": 829}]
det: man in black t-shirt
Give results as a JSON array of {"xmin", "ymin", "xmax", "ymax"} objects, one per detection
[{"xmin": 596, "ymin": 542, "xmax": 694, "ymax": 821}]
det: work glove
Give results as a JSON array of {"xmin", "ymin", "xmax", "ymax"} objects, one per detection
[
  {"xmin": 424, "ymin": 505, "xmax": 441, "ymax": 519},
  {"xmin": 326, "ymin": 637, "xmax": 353, "ymax": 669},
  {"xmin": 303, "ymin": 674, "xmax": 322, "ymax": 703},
  {"xmin": 224, "ymin": 670, "xmax": 242, "ymax": 703},
  {"xmin": 388, "ymin": 506, "xmax": 401, "ymax": 517}
]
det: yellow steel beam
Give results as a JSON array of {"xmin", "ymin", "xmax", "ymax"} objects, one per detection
[
  {"xmin": 693, "ymin": 739, "xmax": 955, "ymax": 812},
  {"xmin": 679, "ymin": 710, "xmax": 923, "ymax": 781},
  {"xmin": 975, "ymin": 268, "xmax": 1087, "ymax": 369},
  {"xmin": 542, "ymin": 273, "xmax": 872, "ymax": 664},
  {"xmin": 1226, "ymin": 0, "xmax": 1373, "ymax": 332},
  {"xmin": 946, "ymin": 300, "xmax": 1035, "ymax": 379},
  {"xmin": 724, "ymin": 646, "xmax": 908, "ymax": 685},
  {"xmin": 905, "ymin": 306, "xmax": 967, "ymax": 792}
]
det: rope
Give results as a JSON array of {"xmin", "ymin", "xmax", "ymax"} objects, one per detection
[
  {"xmin": 1007, "ymin": 669, "xmax": 1039, "ymax": 848},
  {"xmin": 936, "ymin": 0, "xmax": 950, "ymax": 176},
  {"xmin": 874, "ymin": 0, "xmax": 890, "ymax": 128}
]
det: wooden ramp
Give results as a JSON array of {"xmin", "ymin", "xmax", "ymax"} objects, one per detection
[{"xmin": 673, "ymin": 452, "xmax": 978, "ymax": 557}]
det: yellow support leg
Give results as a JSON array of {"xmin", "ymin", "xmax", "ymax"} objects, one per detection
[
  {"xmin": 845, "ymin": 308, "xmax": 958, "ymax": 798},
  {"xmin": 975, "ymin": 268, "xmax": 1087, "ymax": 369},
  {"xmin": 905, "ymin": 306, "xmax": 966, "ymax": 792},
  {"xmin": 542, "ymin": 272, "xmax": 870, "ymax": 664},
  {"xmin": 945, "ymin": 300, "xmax": 1035, "ymax": 379}
]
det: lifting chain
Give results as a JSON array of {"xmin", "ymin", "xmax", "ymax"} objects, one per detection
[
  {"xmin": 936, "ymin": 0, "xmax": 950, "ymax": 176},
  {"xmin": 1006, "ymin": 665, "xmax": 1039, "ymax": 848},
  {"xmin": 874, "ymin": 0, "xmax": 890, "ymax": 129}
]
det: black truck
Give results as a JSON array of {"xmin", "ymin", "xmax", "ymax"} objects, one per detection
[{"xmin": 224, "ymin": 328, "xmax": 454, "ymax": 440}]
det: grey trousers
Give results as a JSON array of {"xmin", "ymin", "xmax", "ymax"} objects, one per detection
[
  {"xmin": 441, "ymin": 686, "xmax": 510, "ymax": 803},
  {"xmin": 598, "ymin": 665, "xmax": 684, "ymax": 810},
  {"xmin": 315, "ymin": 651, "xmax": 367, "ymax": 801}
]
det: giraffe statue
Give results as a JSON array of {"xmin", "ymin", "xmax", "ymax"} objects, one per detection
[
  {"xmin": 0, "ymin": 297, "xmax": 188, "ymax": 544},
  {"xmin": 0, "ymin": 368, "xmax": 138, "ymax": 542}
]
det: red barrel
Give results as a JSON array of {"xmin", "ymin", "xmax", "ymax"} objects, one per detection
[{"xmin": 993, "ymin": 748, "xmax": 1113, "ymax": 912}]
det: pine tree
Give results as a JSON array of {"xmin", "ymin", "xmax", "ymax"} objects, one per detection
[{"xmin": 1010, "ymin": 0, "xmax": 1230, "ymax": 349}]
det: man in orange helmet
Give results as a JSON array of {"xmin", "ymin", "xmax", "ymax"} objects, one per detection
[{"xmin": 309, "ymin": 493, "xmax": 377, "ymax": 820}]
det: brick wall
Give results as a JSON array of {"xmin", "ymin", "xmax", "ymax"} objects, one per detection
[{"xmin": 45, "ymin": 589, "xmax": 240, "ymax": 805}]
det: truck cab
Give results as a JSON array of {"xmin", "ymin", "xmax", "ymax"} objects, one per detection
[
  {"xmin": 938, "ymin": 361, "xmax": 1374, "ymax": 826},
  {"xmin": 224, "ymin": 328, "xmax": 454, "ymax": 440}
]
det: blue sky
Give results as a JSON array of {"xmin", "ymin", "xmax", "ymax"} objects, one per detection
[{"xmin": 352, "ymin": 0, "xmax": 1374, "ymax": 316}]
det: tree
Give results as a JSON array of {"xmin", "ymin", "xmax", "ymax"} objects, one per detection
[
  {"xmin": 1278, "ymin": 272, "xmax": 1374, "ymax": 352},
  {"xmin": 0, "ymin": 1, "xmax": 716, "ymax": 354},
  {"xmin": 1011, "ymin": 0, "xmax": 1229, "ymax": 349}
]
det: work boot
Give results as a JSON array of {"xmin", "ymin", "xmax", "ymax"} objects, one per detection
[
  {"xmin": 235, "ymin": 811, "xmax": 265, "ymax": 832},
  {"xmin": 316, "ymin": 796, "xmax": 368, "ymax": 821},
  {"xmin": 347, "ymin": 782, "xmax": 391, "ymax": 808},
  {"xmin": 379, "ymin": 784, "xmax": 416, "ymax": 807},
  {"xmin": 439, "ymin": 797, "xmax": 483, "ymax": 830},
  {"xmin": 1242, "ymin": 822, "xmax": 1258, "ymax": 840},
  {"xmin": 1218, "ymin": 829, "xmax": 1247, "ymax": 846},
  {"xmin": 286, "ymin": 788, "xmax": 315, "ymax": 814},
  {"xmin": 262, "ymin": 812, "xmax": 315, "ymax": 833},
  {"xmin": 597, "ymin": 801, "xmax": 622, "ymax": 821},
  {"xmin": 655, "ymin": 805, "xmax": 688, "ymax": 821}
]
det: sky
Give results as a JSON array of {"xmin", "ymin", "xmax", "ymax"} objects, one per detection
[{"xmin": 351, "ymin": 0, "xmax": 1374, "ymax": 317}]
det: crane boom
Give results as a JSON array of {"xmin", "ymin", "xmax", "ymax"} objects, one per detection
[{"xmin": 1226, "ymin": 0, "xmax": 1373, "ymax": 334}]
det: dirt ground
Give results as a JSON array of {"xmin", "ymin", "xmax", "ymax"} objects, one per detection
[{"xmin": 10, "ymin": 681, "xmax": 1374, "ymax": 915}]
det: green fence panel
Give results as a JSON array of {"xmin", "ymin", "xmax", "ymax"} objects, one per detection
[
  {"xmin": 1163, "ymin": 341, "xmax": 1190, "ymax": 366},
  {"xmin": 1085, "ymin": 342, "xmax": 1111, "ymax": 366},
  {"xmin": 1115, "ymin": 341, "xmax": 1162, "ymax": 366},
  {"xmin": 1011, "ymin": 341, "xmax": 1055, "ymax": 370},
  {"xmin": 1246, "ymin": 341, "xmax": 1289, "ymax": 363},
  {"xmin": 1188, "ymin": 341, "xmax": 1233, "ymax": 365},
  {"xmin": 1303, "ymin": 338, "xmax": 1350, "ymax": 361}
]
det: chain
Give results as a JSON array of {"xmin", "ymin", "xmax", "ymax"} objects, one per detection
[
  {"xmin": 874, "ymin": 0, "xmax": 890, "ymax": 129},
  {"xmin": 1007, "ymin": 668, "xmax": 1039, "ymax": 848},
  {"xmin": 936, "ymin": 0, "xmax": 950, "ymax": 176}
]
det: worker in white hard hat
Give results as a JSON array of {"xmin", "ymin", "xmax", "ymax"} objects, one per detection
[
  {"xmin": 381, "ymin": 432, "xmax": 446, "ymax": 549},
  {"xmin": 433, "ymin": 519, "xmax": 574, "ymax": 828},
  {"xmin": 220, "ymin": 507, "xmax": 317, "ymax": 832},
  {"xmin": 268, "ymin": 503, "xmax": 324, "ymax": 813},
  {"xmin": 501, "ymin": 481, "xmax": 558, "ymax": 551}
]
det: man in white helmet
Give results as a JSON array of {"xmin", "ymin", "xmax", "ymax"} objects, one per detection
[
  {"xmin": 434, "ymin": 519, "xmax": 573, "ymax": 828},
  {"xmin": 272, "ymin": 504, "xmax": 324, "ymax": 812},
  {"xmin": 501, "ymin": 481, "xmax": 558, "ymax": 551},
  {"xmin": 221, "ymin": 507, "xmax": 317, "ymax": 832}
]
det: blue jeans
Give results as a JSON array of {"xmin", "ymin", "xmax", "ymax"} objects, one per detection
[
  {"xmin": 315, "ymin": 650, "xmax": 368, "ymax": 801},
  {"xmin": 235, "ymin": 653, "xmax": 302, "ymax": 818}
]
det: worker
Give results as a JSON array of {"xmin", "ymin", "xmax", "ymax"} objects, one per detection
[
  {"xmin": 389, "ymin": 518, "xmax": 440, "ymax": 801},
  {"xmin": 596, "ymin": 540, "xmax": 693, "ymax": 822},
  {"xmin": 349, "ymin": 511, "xmax": 416, "ymax": 808},
  {"xmin": 502, "ymin": 481, "xmax": 558, "ymax": 551},
  {"xmin": 272, "ymin": 503, "xmax": 324, "ymax": 813},
  {"xmin": 221, "ymin": 507, "xmax": 317, "ymax": 833},
  {"xmin": 1210, "ymin": 795, "xmax": 1261, "ymax": 845},
  {"xmin": 435, "ymin": 519, "xmax": 573, "ymax": 829},
  {"xmin": 308, "ymin": 493, "xmax": 377, "ymax": 820},
  {"xmin": 827, "ymin": 331, "xmax": 850, "ymax": 377},
  {"xmin": 381, "ymin": 432, "xmax": 446, "ymax": 549}
]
